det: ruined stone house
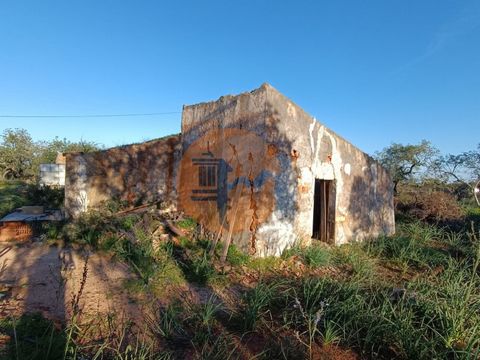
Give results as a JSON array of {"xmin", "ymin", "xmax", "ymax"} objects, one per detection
[{"xmin": 65, "ymin": 84, "xmax": 395, "ymax": 256}]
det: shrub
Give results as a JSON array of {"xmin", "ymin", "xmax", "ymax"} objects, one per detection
[{"xmin": 397, "ymin": 187, "xmax": 465, "ymax": 224}]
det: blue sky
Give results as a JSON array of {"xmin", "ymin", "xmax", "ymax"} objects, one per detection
[{"xmin": 0, "ymin": 0, "xmax": 479, "ymax": 155}]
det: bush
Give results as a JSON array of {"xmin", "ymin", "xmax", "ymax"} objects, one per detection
[{"xmin": 397, "ymin": 185, "xmax": 465, "ymax": 224}]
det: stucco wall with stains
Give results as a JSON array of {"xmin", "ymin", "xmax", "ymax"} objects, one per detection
[
  {"xmin": 178, "ymin": 84, "xmax": 394, "ymax": 256},
  {"xmin": 65, "ymin": 135, "xmax": 181, "ymax": 218},
  {"xmin": 262, "ymin": 85, "xmax": 395, "ymax": 246}
]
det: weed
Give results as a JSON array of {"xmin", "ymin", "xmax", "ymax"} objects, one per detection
[
  {"xmin": 282, "ymin": 244, "xmax": 331, "ymax": 268},
  {"xmin": 321, "ymin": 320, "xmax": 341, "ymax": 346},
  {"xmin": 189, "ymin": 253, "xmax": 216, "ymax": 285},
  {"xmin": 195, "ymin": 295, "xmax": 221, "ymax": 332},
  {"xmin": 0, "ymin": 313, "xmax": 66, "ymax": 360},
  {"xmin": 148, "ymin": 301, "xmax": 185, "ymax": 342},
  {"xmin": 334, "ymin": 243, "xmax": 376, "ymax": 279},
  {"xmin": 243, "ymin": 282, "xmax": 280, "ymax": 331},
  {"xmin": 192, "ymin": 334, "xmax": 238, "ymax": 360},
  {"xmin": 119, "ymin": 214, "xmax": 139, "ymax": 231},
  {"xmin": 176, "ymin": 217, "xmax": 197, "ymax": 231},
  {"xmin": 246, "ymin": 256, "xmax": 283, "ymax": 273},
  {"xmin": 226, "ymin": 244, "xmax": 249, "ymax": 266},
  {"xmin": 303, "ymin": 245, "xmax": 331, "ymax": 267},
  {"xmin": 292, "ymin": 296, "xmax": 326, "ymax": 360}
]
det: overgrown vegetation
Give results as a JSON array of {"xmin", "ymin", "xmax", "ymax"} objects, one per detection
[
  {"xmin": 1, "ymin": 137, "xmax": 480, "ymax": 358},
  {"xmin": 2, "ymin": 208, "xmax": 479, "ymax": 359},
  {"xmin": 0, "ymin": 180, "xmax": 64, "ymax": 217}
]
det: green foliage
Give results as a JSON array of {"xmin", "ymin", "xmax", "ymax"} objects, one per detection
[
  {"xmin": 189, "ymin": 253, "xmax": 216, "ymax": 285},
  {"xmin": 192, "ymin": 334, "xmax": 238, "ymax": 360},
  {"xmin": 3, "ymin": 218, "xmax": 480, "ymax": 359},
  {"xmin": 431, "ymin": 146, "xmax": 480, "ymax": 188},
  {"xmin": 149, "ymin": 301, "xmax": 185, "ymax": 341},
  {"xmin": 334, "ymin": 243, "xmax": 376, "ymax": 279},
  {"xmin": 242, "ymin": 282, "xmax": 280, "ymax": 331},
  {"xmin": 376, "ymin": 140, "xmax": 437, "ymax": 193},
  {"xmin": 226, "ymin": 244, "xmax": 249, "ymax": 266},
  {"xmin": 37, "ymin": 136, "xmax": 100, "ymax": 164},
  {"xmin": 176, "ymin": 217, "xmax": 197, "ymax": 230},
  {"xmin": 0, "ymin": 180, "xmax": 29, "ymax": 217},
  {"xmin": 0, "ymin": 313, "xmax": 65, "ymax": 360},
  {"xmin": 0, "ymin": 180, "xmax": 64, "ymax": 220},
  {"xmin": 0, "ymin": 128, "xmax": 100, "ymax": 181},
  {"xmin": 246, "ymin": 256, "xmax": 283, "ymax": 273},
  {"xmin": 0, "ymin": 128, "xmax": 37, "ymax": 180},
  {"xmin": 366, "ymin": 222, "xmax": 450, "ymax": 270},
  {"xmin": 25, "ymin": 183, "xmax": 64, "ymax": 208},
  {"xmin": 304, "ymin": 245, "xmax": 331, "ymax": 267},
  {"xmin": 282, "ymin": 243, "xmax": 331, "ymax": 268}
]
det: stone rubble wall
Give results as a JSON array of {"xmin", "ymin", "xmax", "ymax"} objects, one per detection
[{"xmin": 65, "ymin": 135, "xmax": 181, "ymax": 218}]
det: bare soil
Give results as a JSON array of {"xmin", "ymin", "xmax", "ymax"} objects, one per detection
[{"xmin": 0, "ymin": 242, "xmax": 141, "ymax": 324}]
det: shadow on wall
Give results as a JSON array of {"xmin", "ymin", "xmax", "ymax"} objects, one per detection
[
  {"xmin": 179, "ymin": 97, "xmax": 299, "ymax": 256},
  {"xmin": 66, "ymin": 135, "xmax": 180, "ymax": 216},
  {"xmin": 347, "ymin": 163, "xmax": 395, "ymax": 240}
]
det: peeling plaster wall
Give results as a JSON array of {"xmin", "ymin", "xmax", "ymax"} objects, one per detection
[
  {"xmin": 264, "ymin": 85, "xmax": 395, "ymax": 245},
  {"xmin": 179, "ymin": 84, "xmax": 394, "ymax": 256},
  {"xmin": 179, "ymin": 86, "xmax": 279, "ymax": 256},
  {"xmin": 178, "ymin": 84, "xmax": 394, "ymax": 255},
  {"xmin": 65, "ymin": 135, "xmax": 181, "ymax": 217}
]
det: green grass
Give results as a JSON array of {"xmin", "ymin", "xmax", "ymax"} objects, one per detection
[
  {"xmin": 242, "ymin": 281, "xmax": 281, "ymax": 331},
  {"xmin": 245, "ymin": 256, "xmax": 283, "ymax": 273},
  {"xmin": 4, "ymin": 204, "xmax": 480, "ymax": 360},
  {"xmin": 0, "ymin": 313, "xmax": 66, "ymax": 360},
  {"xmin": 365, "ymin": 222, "xmax": 453, "ymax": 271},
  {"xmin": 334, "ymin": 243, "xmax": 377, "ymax": 279},
  {"xmin": 226, "ymin": 244, "xmax": 250, "ymax": 266},
  {"xmin": 176, "ymin": 217, "xmax": 197, "ymax": 231},
  {"xmin": 282, "ymin": 243, "xmax": 332, "ymax": 267}
]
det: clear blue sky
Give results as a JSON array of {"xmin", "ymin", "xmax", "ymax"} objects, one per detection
[{"xmin": 0, "ymin": 0, "xmax": 479, "ymax": 155}]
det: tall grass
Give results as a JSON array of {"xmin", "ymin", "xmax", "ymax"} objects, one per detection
[{"xmin": 242, "ymin": 282, "xmax": 280, "ymax": 331}]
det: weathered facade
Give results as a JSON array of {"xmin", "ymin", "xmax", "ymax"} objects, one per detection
[
  {"xmin": 65, "ymin": 84, "xmax": 395, "ymax": 256},
  {"xmin": 65, "ymin": 135, "xmax": 181, "ymax": 217}
]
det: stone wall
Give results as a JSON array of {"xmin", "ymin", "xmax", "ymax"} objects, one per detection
[{"xmin": 65, "ymin": 135, "xmax": 181, "ymax": 217}]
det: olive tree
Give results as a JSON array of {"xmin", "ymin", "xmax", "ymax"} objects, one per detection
[
  {"xmin": 375, "ymin": 140, "xmax": 438, "ymax": 194},
  {"xmin": 0, "ymin": 128, "xmax": 39, "ymax": 179}
]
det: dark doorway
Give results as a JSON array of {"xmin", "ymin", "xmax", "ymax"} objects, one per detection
[{"xmin": 312, "ymin": 179, "xmax": 336, "ymax": 243}]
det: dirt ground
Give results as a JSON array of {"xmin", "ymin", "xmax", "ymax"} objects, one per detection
[{"xmin": 0, "ymin": 241, "xmax": 141, "ymax": 325}]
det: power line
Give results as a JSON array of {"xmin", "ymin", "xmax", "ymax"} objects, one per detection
[{"xmin": 0, "ymin": 111, "xmax": 181, "ymax": 118}]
